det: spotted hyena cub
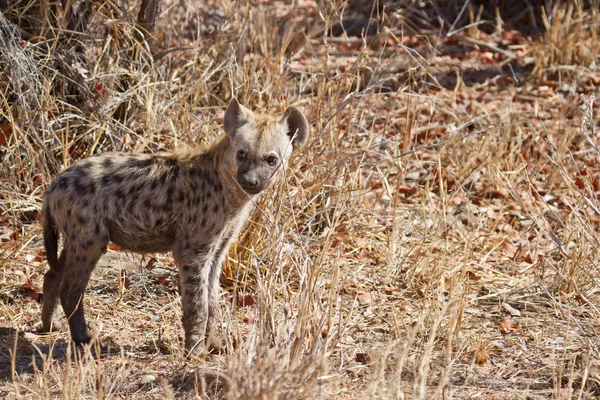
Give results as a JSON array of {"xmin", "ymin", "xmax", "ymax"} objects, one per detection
[{"xmin": 41, "ymin": 99, "xmax": 309, "ymax": 355}]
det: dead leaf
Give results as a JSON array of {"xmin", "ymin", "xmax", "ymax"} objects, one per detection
[
  {"xmin": 400, "ymin": 301, "xmax": 415, "ymax": 313},
  {"xmin": 236, "ymin": 294, "xmax": 255, "ymax": 307},
  {"xmin": 398, "ymin": 185, "xmax": 417, "ymax": 196},
  {"xmin": 0, "ymin": 124, "xmax": 12, "ymax": 146},
  {"xmin": 145, "ymin": 257, "xmax": 158, "ymax": 270},
  {"xmin": 499, "ymin": 317, "xmax": 519, "ymax": 333},
  {"xmin": 466, "ymin": 270, "xmax": 481, "ymax": 281},
  {"xmin": 109, "ymin": 244, "xmax": 121, "ymax": 251},
  {"xmin": 34, "ymin": 250, "xmax": 46, "ymax": 263},
  {"xmin": 155, "ymin": 276, "xmax": 170, "ymax": 286},
  {"xmin": 355, "ymin": 352, "xmax": 371, "ymax": 364},
  {"xmin": 357, "ymin": 292, "xmax": 374, "ymax": 305}
]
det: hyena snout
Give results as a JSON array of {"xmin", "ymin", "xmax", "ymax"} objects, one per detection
[
  {"xmin": 237, "ymin": 167, "xmax": 274, "ymax": 195},
  {"xmin": 237, "ymin": 171, "xmax": 260, "ymax": 192}
]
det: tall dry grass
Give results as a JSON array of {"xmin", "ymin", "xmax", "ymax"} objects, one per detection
[{"xmin": 532, "ymin": 0, "xmax": 600, "ymax": 81}]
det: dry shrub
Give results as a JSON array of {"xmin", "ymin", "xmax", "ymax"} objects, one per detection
[{"xmin": 532, "ymin": 1, "xmax": 600, "ymax": 81}]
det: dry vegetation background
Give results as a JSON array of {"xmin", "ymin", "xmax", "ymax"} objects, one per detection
[{"xmin": 1, "ymin": 0, "xmax": 600, "ymax": 398}]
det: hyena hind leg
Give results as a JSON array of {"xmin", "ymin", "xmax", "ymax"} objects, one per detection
[
  {"xmin": 41, "ymin": 249, "xmax": 67, "ymax": 333},
  {"xmin": 59, "ymin": 242, "xmax": 106, "ymax": 345}
]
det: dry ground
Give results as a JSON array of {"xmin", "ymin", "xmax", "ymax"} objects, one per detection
[{"xmin": 1, "ymin": 0, "xmax": 600, "ymax": 398}]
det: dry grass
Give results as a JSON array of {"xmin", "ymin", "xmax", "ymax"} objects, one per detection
[
  {"xmin": 532, "ymin": 1, "xmax": 600, "ymax": 82},
  {"xmin": 1, "ymin": 0, "xmax": 600, "ymax": 398}
]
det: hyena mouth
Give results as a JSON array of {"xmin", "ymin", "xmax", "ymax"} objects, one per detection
[{"xmin": 239, "ymin": 183, "xmax": 265, "ymax": 195}]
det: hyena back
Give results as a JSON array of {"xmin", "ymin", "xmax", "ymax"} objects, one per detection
[{"xmin": 41, "ymin": 99, "xmax": 309, "ymax": 355}]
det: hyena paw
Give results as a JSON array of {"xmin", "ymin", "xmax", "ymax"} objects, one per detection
[
  {"xmin": 185, "ymin": 334, "xmax": 207, "ymax": 358},
  {"xmin": 39, "ymin": 319, "xmax": 65, "ymax": 334},
  {"xmin": 207, "ymin": 335, "xmax": 228, "ymax": 355}
]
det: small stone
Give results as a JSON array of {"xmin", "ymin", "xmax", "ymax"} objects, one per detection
[{"xmin": 140, "ymin": 374, "xmax": 156, "ymax": 384}]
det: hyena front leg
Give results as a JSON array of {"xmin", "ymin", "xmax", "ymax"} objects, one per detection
[
  {"xmin": 59, "ymin": 239, "xmax": 107, "ymax": 345},
  {"xmin": 174, "ymin": 248, "xmax": 212, "ymax": 356},
  {"xmin": 206, "ymin": 252, "xmax": 226, "ymax": 353},
  {"xmin": 206, "ymin": 219, "xmax": 248, "ymax": 352},
  {"xmin": 41, "ymin": 249, "xmax": 67, "ymax": 333}
]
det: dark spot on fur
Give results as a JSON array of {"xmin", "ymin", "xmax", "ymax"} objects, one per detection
[
  {"xmin": 177, "ymin": 191, "xmax": 185, "ymax": 203},
  {"xmin": 190, "ymin": 167, "xmax": 204, "ymax": 178},
  {"xmin": 213, "ymin": 204, "xmax": 219, "ymax": 213},
  {"xmin": 88, "ymin": 181, "xmax": 97, "ymax": 195},
  {"xmin": 125, "ymin": 157, "xmax": 153, "ymax": 169},
  {"xmin": 103, "ymin": 174, "xmax": 124, "ymax": 186},
  {"xmin": 171, "ymin": 164, "xmax": 180, "ymax": 179},
  {"xmin": 66, "ymin": 208, "xmax": 72, "ymax": 218},
  {"xmin": 165, "ymin": 158, "xmax": 178, "ymax": 167},
  {"xmin": 127, "ymin": 183, "xmax": 142, "ymax": 197},
  {"xmin": 115, "ymin": 189, "xmax": 126, "ymax": 199},
  {"xmin": 186, "ymin": 275, "xmax": 201, "ymax": 287},
  {"xmin": 72, "ymin": 176, "xmax": 86, "ymax": 193},
  {"xmin": 102, "ymin": 158, "xmax": 114, "ymax": 169},
  {"xmin": 200, "ymin": 218, "xmax": 206, "ymax": 228},
  {"xmin": 156, "ymin": 217, "xmax": 163, "ymax": 226},
  {"xmin": 166, "ymin": 185, "xmax": 175, "ymax": 202},
  {"xmin": 95, "ymin": 224, "xmax": 101, "ymax": 235},
  {"xmin": 84, "ymin": 239, "xmax": 94, "ymax": 249},
  {"xmin": 144, "ymin": 198, "xmax": 152, "ymax": 209},
  {"xmin": 183, "ymin": 265, "xmax": 191, "ymax": 273},
  {"xmin": 151, "ymin": 177, "xmax": 163, "ymax": 190},
  {"xmin": 58, "ymin": 176, "xmax": 69, "ymax": 188},
  {"xmin": 202, "ymin": 204, "xmax": 208, "ymax": 214},
  {"xmin": 213, "ymin": 180, "xmax": 222, "ymax": 192},
  {"xmin": 77, "ymin": 215, "xmax": 86, "ymax": 225}
]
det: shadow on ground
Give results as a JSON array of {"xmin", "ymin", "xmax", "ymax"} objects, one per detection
[{"xmin": 0, "ymin": 326, "xmax": 226, "ymax": 397}]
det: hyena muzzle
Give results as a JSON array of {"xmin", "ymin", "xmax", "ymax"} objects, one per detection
[{"xmin": 41, "ymin": 99, "xmax": 309, "ymax": 355}]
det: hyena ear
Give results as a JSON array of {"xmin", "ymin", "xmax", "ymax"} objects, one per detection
[
  {"xmin": 224, "ymin": 99, "xmax": 252, "ymax": 137},
  {"xmin": 282, "ymin": 106, "xmax": 309, "ymax": 151}
]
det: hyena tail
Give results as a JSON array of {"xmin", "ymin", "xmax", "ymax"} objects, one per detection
[{"xmin": 42, "ymin": 203, "xmax": 59, "ymax": 269}]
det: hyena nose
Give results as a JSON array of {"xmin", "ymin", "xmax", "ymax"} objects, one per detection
[
  {"xmin": 239, "ymin": 174, "xmax": 259, "ymax": 189},
  {"xmin": 245, "ymin": 177, "xmax": 258, "ymax": 187}
]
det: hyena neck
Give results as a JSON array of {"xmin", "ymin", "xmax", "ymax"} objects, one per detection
[{"xmin": 208, "ymin": 136, "xmax": 255, "ymax": 209}]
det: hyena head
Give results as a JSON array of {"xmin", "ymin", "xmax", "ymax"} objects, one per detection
[{"xmin": 223, "ymin": 99, "xmax": 309, "ymax": 195}]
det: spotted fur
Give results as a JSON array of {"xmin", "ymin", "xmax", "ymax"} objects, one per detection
[{"xmin": 41, "ymin": 99, "xmax": 309, "ymax": 355}]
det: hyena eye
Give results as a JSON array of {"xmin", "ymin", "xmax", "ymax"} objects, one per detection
[
  {"xmin": 237, "ymin": 150, "xmax": 246, "ymax": 161},
  {"xmin": 266, "ymin": 156, "xmax": 278, "ymax": 165}
]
